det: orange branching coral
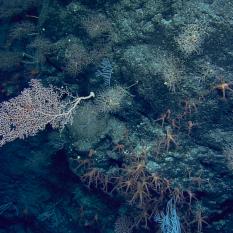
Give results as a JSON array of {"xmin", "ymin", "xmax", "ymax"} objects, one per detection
[
  {"xmin": 123, "ymin": 159, "xmax": 147, "ymax": 180},
  {"xmin": 112, "ymin": 177, "xmax": 135, "ymax": 194},
  {"xmin": 191, "ymin": 207, "xmax": 208, "ymax": 233},
  {"xmin": 81, "ymin": 168, "xmax": 104, "ymax": 189},
  {"xmin": 214, "ymin": 81, "xmax": 233, "ymax": 99},
  {"xmin": 129, "ymin": 179, "xmax": 151, "ymax": 206}
]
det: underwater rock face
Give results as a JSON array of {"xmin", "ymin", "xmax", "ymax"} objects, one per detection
[{"xmin": 0, "ymin": 0, "xmax": 233, "ymax": 233}]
